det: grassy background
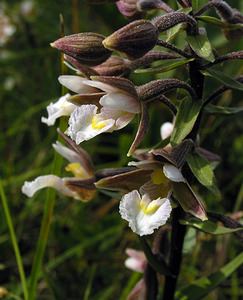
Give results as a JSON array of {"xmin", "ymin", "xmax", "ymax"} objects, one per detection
[{"xmin": 1, "ymin": 0, "xmax": 243, "ymax": 299}]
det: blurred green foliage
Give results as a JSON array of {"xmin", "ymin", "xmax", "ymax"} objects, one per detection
[{"xmin": 0, "ymin": 0, "xmax": 243, "ymax": 299}]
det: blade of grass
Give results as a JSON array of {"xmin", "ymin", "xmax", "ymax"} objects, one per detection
[
  {"xmin": 0, "ymin": 180, "xmax": 28, "ymax": 300},
  {"xmin": 46, "ymin": 226, "xmax": 122, "ymax": 272},
  {"xmin": 28, "ymin": 148, "xmax": 64, "ymax": 299},
  {"xmin": 83, "ymin": 265, "xmax": 96, "ymax": 300}
]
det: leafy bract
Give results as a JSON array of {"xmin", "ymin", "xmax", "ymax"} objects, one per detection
[
  {"xmin": 180, "ymin": 219, "xmax": 243, "ymax": 235},
  {"xmin": 187, "ymin": 153, "xmax": 220, "ymax": 196},
  {"xmin": 171, "ymin": 98, "xmax": 202, "ymax": 146},
  {"xmin": 134, "ymin": 58, "xmax": 194, "ymax": 75},
  {"xmin": 197, "ymin": 16, "xmax": 243, "ymax": 29},
  {"xmin": 202, "ymin": 69, "xmax": 243, "ymax": 91},
  {"xmin": 187, "ymin": 31, "xmax": 215, "ymax": 62},
  {"xmin": 205, "ymin": 104, "xmax": 243, "ymax": 115},
  {"xmin": 175, "ymin": 253, "xmax": 243, "ymax": 300}
]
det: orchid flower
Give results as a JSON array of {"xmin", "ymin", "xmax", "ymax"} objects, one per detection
[
  {"xmin": 41, "ymin": 93, "xmax": 76, "ymax": 126},
  {"xmin": 96, "ymin": 156, "xmax": 207, "ymax": 229},
  {"xmin": 125, "ymin": 248, "xmax": 147, "ymax": 273},
  {"xmin": 22, "ymin": 140, "xmax": 96, "ymax": 201},
  {"xmin": 58, "ymin": 75, "xmax": 141, "ymax": 144},
  {"xmin": 133, "ymin": 161, "xmax": 207, "ymax": 222},
  {"xmin": 119, "ymin": 190, "xmax": 172, "ymax": 236},
  {"xmin": 124, "ymin": 248, "xmax": 147, "ymax": 300}
]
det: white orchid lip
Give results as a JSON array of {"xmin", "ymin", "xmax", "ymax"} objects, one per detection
[
  {"xmin": 66, "ymin": 104, "xmax": 115, "ymax": 144},
  {"xmin": 119, "ymin": 190, "xmax": 172, "ymax": 236},
  {"xmin": 41, "ymin": 93, "xmax": 75, "ymax": 126}
]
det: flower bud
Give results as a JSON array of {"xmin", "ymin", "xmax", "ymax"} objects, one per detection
[
  {"xmin": 137, "ymin": 79, "xmax": 197, "ymax": 102},
  {"xmin": 152, "ymin": 12, "xmax": 198, "ymax": 35},
  {"xmin": 116, "ymin": 0, "xmax": 143, "ymax": 19},
  {"xmin": 207, "ymin": 1, "xmax": 243, "ymax": 39},
  {"xmin": 223, "ymin": 9, "xmax": 243, "ymax": 40},
  {"xmin": 64, "ymin": 55, "xmax": 99, "ymax": 78},
  {"xmin": 211, "ymin": 0, "xmax": 234, "ymax": 21},
  {"xmin": 103, "ymin": 20, "xmax": 158, "ymax": 59},
  {"xmin": 93, "ymin": 56, "xmax": 131, "ymax": 76},
  {"xmin": 128, "ymin": 50, "xmax": 179, "ymax": 70},
  {"xmin": 51, "ymin": 33, "xmax": 112, "ymax": 66}
]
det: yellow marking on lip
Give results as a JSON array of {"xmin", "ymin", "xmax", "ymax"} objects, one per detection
[
  {"xmin": 140, "ymin": 200, "xmax": 160, "ymax": 215},
  {"xmin": 91, "ymin": 116, "xmax": 106, "ymax": 130},
  {"xmin": 65, "ymin": 162, "xmax": 87, "ymax": 178}
]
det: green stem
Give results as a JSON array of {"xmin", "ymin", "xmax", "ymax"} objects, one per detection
[
  {"xmin": 0, "ymin": 180, "xmax": 29, "ymax": 300},
  {"xmin": 28, "ymin": 150, "xmax": 63, "ymax": 299}
]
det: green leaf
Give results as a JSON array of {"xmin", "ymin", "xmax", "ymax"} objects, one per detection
[
  {"xmin": 187, "ymin": 31, "xmax": 215, "ymax": 62},
  {"xmin": 134, "ymin": 58, "xmax": 194, "ymax": 74},
  {"xmin": 170, "ymin": 98, "xmax": 202, "ymax": 146},
  {"xmin": 197, "ymin": 16, "xmax": 226, "ymax": 27},
  {"xmin": 166, "ymin": 6, "xmax": 192, "ymax": 41},
  {"xmin": 183, "ymin": 228, "xmax": 196, "ymax": 254},
  {"xmin": 175, "ymin": 252, "xmax": 243, "ymax": 300},
  {"xmin": 187, "ymin": 153, "xmax": 220, "ymax": 196},
  {"xmin": 202, "ymin": 68, "xmax": 243, "ymax": 91},
  {"xmin": 180, "ymin": 219, "xmax": 243, "ymax": 235},
  {"xmin": 167, "ymin": 24, "xmax": 183, "ymax": 42},
  {"xmin": 197, "ymin": 16, "xmax": 243, "ymax": 29},
  {"xmin": 205, "ymin": 104, "xmax": 243, "ymax": 115}
]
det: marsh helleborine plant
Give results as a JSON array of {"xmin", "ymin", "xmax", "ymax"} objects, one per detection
[{"xmin": 22, "ymin": 0, "xmax": 243, "ymax": 299}]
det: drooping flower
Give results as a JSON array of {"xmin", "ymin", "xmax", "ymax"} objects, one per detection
[
  {"xmin": 96, "ymin": 150, "xmax": 207, "ymax": 223},
  {"xmin": 41, "ymin": 93, "xmax": 76, "ymax": 126},
  {"xmin": 134, "ymin": 160, "xmax": 207, "ymax": 221},
  {"xmin": 125, "ymin": 248, "xmax": 147, "ymax": 273},
  {"xmin": 124, "ymin": 247, "xmax": 147, "ymax": 299},
  {"xmin": 22, "ymin": 140, "xmax": 96, "ymax": 201},
  {"xmin": 119, "ymin": 190, "xmax": 172, "ymax": 236},
  {"xmin": 58, "ymin": 75, "xmax": 141, "ymax": 144}
]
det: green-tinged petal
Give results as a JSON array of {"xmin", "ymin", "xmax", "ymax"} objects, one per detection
[{"xmin": 172, "ymin": 182, "xmax": 207, "ymax": 221}]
